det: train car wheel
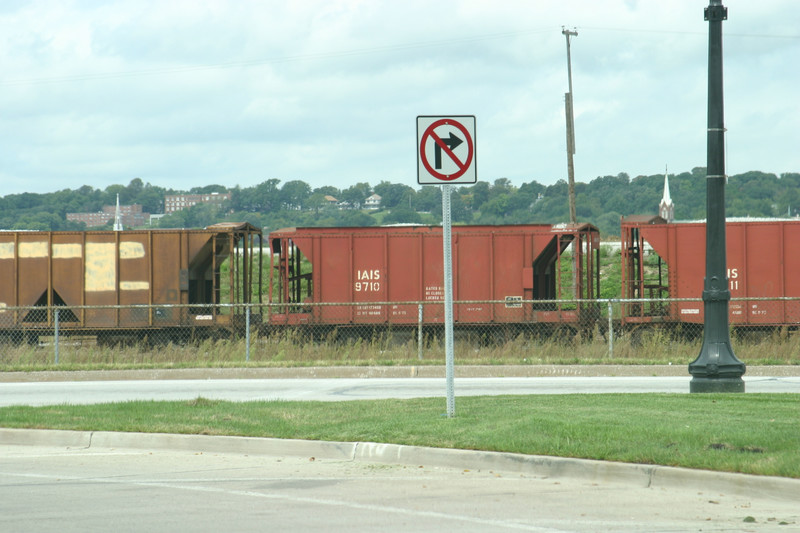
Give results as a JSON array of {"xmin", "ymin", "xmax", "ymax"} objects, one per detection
[
  {"xmin": 629, "ymin": 325, "xmax": 658, "ymax": 347},
  {"xmin": 551, "ymin": 325, "xmax": 578, "ymax": 345}
]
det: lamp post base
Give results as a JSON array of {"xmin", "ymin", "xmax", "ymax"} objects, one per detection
[
  {"xmin": 689, "ymin": 377, "xmax": 745, "ymax": 393},
  {"xmin": 689, "ymin": 338, "xmax": 746, "ymax": 393}
]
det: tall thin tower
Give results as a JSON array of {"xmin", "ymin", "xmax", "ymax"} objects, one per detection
[
  {"xmin": 113, "ymin": 194, "xmax": 123, "ymax": 231},
  {"xmin": 562, "ymin": 27, "xmax": 578, "ymax": 225},
  {"xmin": 659, "ymin": 167, "xmax": 674, "ymax": 223}
]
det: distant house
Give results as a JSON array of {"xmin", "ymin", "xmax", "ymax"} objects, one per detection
[
  {"xmin": 323, "ymin": 195, "xmax": 339, "ymax": 206},
  {"xmin": 364, "ymin": 194, "xmax": 382, "ymax": 210}
]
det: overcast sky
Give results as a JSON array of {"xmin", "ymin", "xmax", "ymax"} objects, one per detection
[{"xmin": 2, "ymin": 0, "xmax": 799, "ymax": 196}]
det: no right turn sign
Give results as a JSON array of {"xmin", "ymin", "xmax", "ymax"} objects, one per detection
[{"xmin": 417, "ymin": 115, "xmax": 477, "ymax": 185}]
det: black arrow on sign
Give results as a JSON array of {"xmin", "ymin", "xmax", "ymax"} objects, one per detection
[{"xmin": 434, "ymin": 132, "xmax": 463, "ymax": 169}]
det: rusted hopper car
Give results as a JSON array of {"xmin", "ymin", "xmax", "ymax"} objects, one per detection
[
  {"xmin": 0, "ymin": 222, "xmax": 261, "ymax": 342},
  {"xmin": 621, "ymin": 216, "xmax": 800, "ymax": 329},
  {"xmin": 267, "ymin": 223, "xmax": 600, "ymax": 335}
]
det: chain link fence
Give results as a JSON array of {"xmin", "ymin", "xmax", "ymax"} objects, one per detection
[{"xmin": 1, "ymin": 298, "xmax": 799, "ymax": 367}]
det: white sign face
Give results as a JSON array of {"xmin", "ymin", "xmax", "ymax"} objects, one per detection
[{"xmin": 417, "ymin": 115, "xmax": 477, "ymax": 185}]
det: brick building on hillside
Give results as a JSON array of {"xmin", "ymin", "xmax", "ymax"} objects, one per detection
[
  {"xmin": 164, "ymin": 192, "xmax": 231, "ymax": 214},
  {"xmin": 67, "ymin": 204, "xmax": 148, "ymax": 228}
]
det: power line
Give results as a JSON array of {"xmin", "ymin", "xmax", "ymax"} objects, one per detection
[
  {"xmin": 2, "ymin": 25, "xmax": 796, "ymax": 88},
  {"xmin": 0, "ymin": 28, "xmax": 554, "ymax": 87},
  {"xmin": 582, "ymin": 25, "xmax": 800, "ymax": 40}
]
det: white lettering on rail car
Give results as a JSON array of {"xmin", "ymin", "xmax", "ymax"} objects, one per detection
[
  {"xmin": 354, "ymin": 269, "xmax": 382, "ymax": 292},
  {"xmin": 681, "ymin": 308, "xmax": 700, "ymax": 315},
  {"xmin": 727, "ymin": 267, "xmax": 740, "ymax": 291},
  {"xmin": 357, "ymin": 269, "xmax": 381, "ymax": 280},
  {"xmin": 356, "ymin": 305, "xmax": 382, "ymax": 317},
  {"xmin": 355, "ymin": 281, "xmax": 381, "ymax": 292},
  {"xmin": 425, "ymin": 285, "xmax": 444, "ymax": 300}
]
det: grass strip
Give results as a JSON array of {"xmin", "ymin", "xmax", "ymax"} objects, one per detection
[{"xmin": 1, "ymin": 393, "xmax": 798, "ymax": 478}]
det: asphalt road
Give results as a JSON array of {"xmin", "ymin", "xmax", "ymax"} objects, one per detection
[{"xmin": 1, "ymin": 375, "xmax": 799, "ymax": 407}]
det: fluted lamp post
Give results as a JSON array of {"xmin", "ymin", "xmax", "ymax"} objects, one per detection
[{"xmin": 688, "ymin": 0, "xmax": 746, "ymax": 393}]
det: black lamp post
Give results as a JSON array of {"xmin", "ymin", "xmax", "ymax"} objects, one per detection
[{"xmin": 688, "ymin": 0, "xmax": 746, "ymax": 393}]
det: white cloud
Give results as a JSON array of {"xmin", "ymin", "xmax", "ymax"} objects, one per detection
[{"xmin": 1, "ymin": 0, "xmax": 798, "ymax": 196}]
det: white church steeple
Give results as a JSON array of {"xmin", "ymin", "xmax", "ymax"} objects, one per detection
[
  {"xmin": 113, "ymin": 193, "xmax": 123, "ymax": 231},
  {"xmin": 659, "ymin": 166, "xmax": 674, "ymax": 223}
]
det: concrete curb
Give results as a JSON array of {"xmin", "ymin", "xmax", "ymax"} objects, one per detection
[{"xmin": 3, "ymin": 427, "xmax": 798, "ymax": 501}]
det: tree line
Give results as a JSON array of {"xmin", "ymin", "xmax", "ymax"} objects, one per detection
[{"xmin": 2, "ymin": 169, "xmax": 798, "ymax": 237}]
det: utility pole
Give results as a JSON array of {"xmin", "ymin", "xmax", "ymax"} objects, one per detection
[
  {"xmin": 563, "ymin": 27, "xmax": 578, "ymax": 225},
  {"xmin": 688, "ymin": 0, "xmax": 746, "ymax": 392}
]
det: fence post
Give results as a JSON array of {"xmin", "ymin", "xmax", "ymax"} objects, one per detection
[
  {"xmin": 417, "ymin": 303, "xmax": 423, "ymax": 361},
  {"xmin": 54, "ymin": 307, "xmax": 60, "ymax": 365},
  {"xmin": 245, "ymin": 304, "xmax": 251, "ymax": 362},
  {"xmin": 607, "ymin": 300, "xmax": 614, "ymax": 359}
]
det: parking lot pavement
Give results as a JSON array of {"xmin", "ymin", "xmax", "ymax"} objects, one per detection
[{"xmin": 1, "ymin": 430, "xmax": 798, "ymax": 533}]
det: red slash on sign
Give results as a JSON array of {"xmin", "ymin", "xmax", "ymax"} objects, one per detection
[{"xmin": 417, "ymin": 116, "xmax": 476, "ymax": 184}]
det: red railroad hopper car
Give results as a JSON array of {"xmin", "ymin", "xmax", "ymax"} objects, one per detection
[
  {"xmin": 0, "ymin": 222, "xmax": 261, "ymax": 341},
  {"xmin": 267, "ymin": 223, "xmax": 600, "ymax": 331},
  {"xmin": 621, "ymin": 216, "xmax": 800, "ymax": 328}
]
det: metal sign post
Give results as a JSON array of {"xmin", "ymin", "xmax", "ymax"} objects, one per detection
[
  {"xmin": 442, "ymin": 183, "xmax": 455, "ymax": 417},
  {"xmin": 417, "ymin": 115, "xmax": 476, "ymax": 418}
]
